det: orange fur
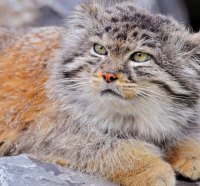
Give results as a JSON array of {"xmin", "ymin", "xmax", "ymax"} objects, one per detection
[
  {"xmin": 82, "ymin": 141, "xmax": 175, "ymax": 186},
  {"xmin": 0, "ymin": 27, "xmax": 62, "ymax": 154},
  {"xmin": 167, "ymin": 139, "xmax": 200, "ymax": 180},
  {"xmin": 0, "ymin": 27, "xmax": 199, "ymax": 186}
]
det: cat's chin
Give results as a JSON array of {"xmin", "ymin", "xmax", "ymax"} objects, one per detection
[
  {"xmin": 101, "ymin": 89, "xmax": 124, "ymax": 99},
  {"xmin": 100, "ymin": 89, "xmax": 136, "ymax": 101}
]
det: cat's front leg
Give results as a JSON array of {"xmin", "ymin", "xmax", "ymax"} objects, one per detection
[
  {"xmin": 166, "ymin": 139, "xmax": 200, "ymax": 180},
  {"xmin": 73, "ymin": 140, "xmax": 175, "ymax": 186}
]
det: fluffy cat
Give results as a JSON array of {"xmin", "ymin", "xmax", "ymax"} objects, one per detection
[{"xmin": 0, "ymin": 1, "xmax": 200, "ymax": 186}]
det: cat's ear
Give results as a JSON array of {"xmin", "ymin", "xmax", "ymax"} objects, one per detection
[
  {"xmin": 75, "ymin": 1, "xmax": 98, "ymax": 17},
  {"xmin": 74, "ymin": 0, "xmax": 99, "ymax": 20},
  {"xmin": 72, "ymin": 0, "xmax": 130, "ymax": 20},
  {"xmin": 63, "ymin": 2, "xmax": 100, "ymax": 52},
  {"xmin": 187, "ymin": 32, "xmax": 200, "ymax": 46},
  {"xmin": 184, "ymin": 32, "xmax": 200, "ymax": 58},
  {"xmin": 185, "ymin": 32, "xmax": 200, "ymax": 74},
  {"xmin": 76, "ymin": 0, "xmax": 130, "ymax": 13},
  {"xmin": 180, "ymin": 33, "xmax": 200, "ymax": 79},
  {"xmin": 66, "ymin": 1, "xmax": 100, "ymax": 30}
]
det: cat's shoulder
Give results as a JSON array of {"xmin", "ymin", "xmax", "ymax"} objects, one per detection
[{"xmin": 0, "ymin": 27, "xmax": 63, "ymax": 153}]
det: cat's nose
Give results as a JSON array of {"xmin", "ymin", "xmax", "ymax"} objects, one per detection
[{"xmin": 101, "ymin": 72, "xmax": 118, "ymax": 83}]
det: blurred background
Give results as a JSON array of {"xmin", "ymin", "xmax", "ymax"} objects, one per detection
[{"xmin": 0, "ymin": 0, "xmax": 199, "ymax": 32}]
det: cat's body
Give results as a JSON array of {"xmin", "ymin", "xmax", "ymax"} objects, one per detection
[{"xmin": 0, "ymin": 1, "xmax": 200, "ymax": 186}]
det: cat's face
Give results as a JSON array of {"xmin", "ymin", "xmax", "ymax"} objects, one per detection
[{"xmin": 51, "ymin": 1, "xmax": 199, "ymax": 120}]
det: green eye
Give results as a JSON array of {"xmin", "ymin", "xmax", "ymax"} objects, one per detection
[
  {"xmin": 130, "ymin": 52, "xmax": 151, "ymax": 62},
  {"xmin": 93, "ymin": 44, "xmax": 108, "ymax": 55}
]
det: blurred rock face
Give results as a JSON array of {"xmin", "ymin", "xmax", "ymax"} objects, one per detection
[
  {"xmin": 0, "ymin": 0, "xmax": 189, "ymax": 28},
  {"xmin": 0, "ymin": 155, "xmax": 115, "ymax": 186},
  {"xmin": 0, "ymin": 0, "xmax": 82, "ymax": 28},
  {"xmin": 0, "ymin": 0, "xmax": 39, "ymax": 27}
]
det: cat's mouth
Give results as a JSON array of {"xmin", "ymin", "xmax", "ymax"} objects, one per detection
[{"xmin": 101, "ymin": 89, "xmax": 123, "ymax": 99}]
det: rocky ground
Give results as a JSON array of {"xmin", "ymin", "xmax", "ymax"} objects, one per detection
[
  {"xmin": 0, "ymin": 155, "xmax": 199, "ymax": 186},
  {"xmin": 0, "ymin": 155, "xmax": 115, "ymax": 186}
]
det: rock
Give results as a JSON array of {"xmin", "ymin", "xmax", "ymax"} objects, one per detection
[
  {"xmin": 0, "ymin": 0, "xmax": 189, "ymax": 28},
  {"xmin": 0, "ymin": 155, "xmax": 199, "ymax": 186},
  {"xmin": 0, "ymin": 155, "xmax": 115, "ymax": 186},
  {"xmin": 0, "ymin": 0, "xmax": 39, "ymax": 27}
]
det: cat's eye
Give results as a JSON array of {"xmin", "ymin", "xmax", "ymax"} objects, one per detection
[
  {"xmin": 93, "ymin": 44, "xmax": 108, "ymax": 55},
  {"xmin": 130, "ymin": 52, "xmax": 151, "ymax": 62}
]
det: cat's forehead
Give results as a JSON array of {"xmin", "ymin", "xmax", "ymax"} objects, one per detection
[
  {"xmin": 92, "ymin": 4, "xmax": 182, "ymax": 44},
  {"xmin": 84, "ymin": 3, "xmax": 185, "ymax": 54},
  {"xmin": 103, "ymin": 4, "xmax": 175, "ymax": 32}
]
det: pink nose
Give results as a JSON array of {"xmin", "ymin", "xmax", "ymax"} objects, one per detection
[{"xmin": 101, "ymin": 72, "xmax": 118, "ymax": 83}]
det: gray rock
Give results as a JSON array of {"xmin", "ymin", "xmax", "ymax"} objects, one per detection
[
  {"xmin": 0, "ymin": 0, "xmax": 189, "ymax": 28},
  {"xmin": 0, "ymin": 155, "xmax": 115, "ymax": 186},
  {"xmin": 0, "ymin": 155, "xmax": 200, "ymax": 186}
]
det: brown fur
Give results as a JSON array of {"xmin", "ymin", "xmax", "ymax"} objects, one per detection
[
  {"xmin": 166, "ymin": 139, "xmax": 200, "ymax": 180},
  {"xmin": 0, "ymin": 26, "xmax": 198, "ymax": 186},
  {"xmin": 5, "ymin": 97, "xmax": 176, "ymax": 186},
  {"xmin": 0, "ymin": 27, "xmax": 62, "ymax": 155},
  {"xmin": 105, "ymin": 142, "xmax": 175, "ymax": 186},
  {"xmin": 66, "ymin": 140, "xmax": 175, "ymax": 186},
  {"xmin": 0, "ymin": 6, "xmax": 200, "ymax": 184}
]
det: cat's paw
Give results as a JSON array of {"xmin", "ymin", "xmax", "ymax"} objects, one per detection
[
  {"xmin": 112, "ymin": 158, "xmax": 175, "ymax": 186},
  {"xmin": 171, "ymin": 155, "xmax": 200, "ymax": 180},
  {"xmin": 167, "ymin": 140, "xmax": 200, "ymax": 180}
]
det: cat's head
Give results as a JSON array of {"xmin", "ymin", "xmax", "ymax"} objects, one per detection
[{"xmin": 49, "ymin": 1, "xmax": 199, "ymax": 121}]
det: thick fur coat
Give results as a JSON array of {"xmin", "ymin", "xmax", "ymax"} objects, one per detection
[{"xmin": 0, "ymin": 1, "xmax": 200, "ymax": 186}]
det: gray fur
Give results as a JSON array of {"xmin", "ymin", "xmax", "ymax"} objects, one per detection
[{"xmin": 14, "ymin": 0, "xmax": 200, "ymax": 179}]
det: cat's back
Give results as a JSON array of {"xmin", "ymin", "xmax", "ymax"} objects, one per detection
[{"xmin": 0, "ymin": 27, "xmax": 62, "ymax": 153}]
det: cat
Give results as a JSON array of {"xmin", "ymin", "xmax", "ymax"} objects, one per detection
[{"xmin": 0, "ymin": 1, "xmax": 200, "ymax": 186}]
